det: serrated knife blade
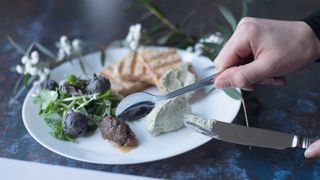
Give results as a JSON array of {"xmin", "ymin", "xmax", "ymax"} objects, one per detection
[{"xmin": 184, "ymin": 114, "xmax": 316, "ymax": 149}]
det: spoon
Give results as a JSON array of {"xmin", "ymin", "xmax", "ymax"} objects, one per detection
[{"xmin": 115, "ymin": 71, "xmax": 222, "ymax": 121}]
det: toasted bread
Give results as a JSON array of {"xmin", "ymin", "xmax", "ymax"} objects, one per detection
[
  {"xmin": 100, "ymin": 61, "xmax": 149, "ymax": 96},
  {"xmin": 139, "ymin": 48, "xmax": 181, "ymax": 91},
  {"xmin": 119, "ymin": 51, "xmax": 154, "ymax": 83}
]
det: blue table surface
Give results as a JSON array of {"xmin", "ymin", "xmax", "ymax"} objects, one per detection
[{"xmin": 1, "ymin": 0, "xmax": 320, "ymax": 179}]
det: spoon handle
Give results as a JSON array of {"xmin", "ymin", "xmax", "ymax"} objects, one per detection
[{"xmin": 157, "ymin": 71, "xmax": 222, "ymax": 100}]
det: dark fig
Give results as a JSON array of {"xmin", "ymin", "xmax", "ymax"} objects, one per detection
[
  {"xmin": 59, "ymin": 82, "xmax": 83, "ymax": 96},
  {"xmin": 62, "ymin": 110, "xmax": 89, "ymax": 136},
  {"xmin": 40, "ymin": 80, "xmax": 58, "ymax": 91},
  {"xmin": 86, "ymin": 75, "xmax": 111, "ymax": 94}
]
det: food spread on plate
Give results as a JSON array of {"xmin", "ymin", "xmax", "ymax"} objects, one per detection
[
  {"xmin": 33, "ymin": 48, "xmax": 197, "ymax": 152},
  {"xmin": 100, "ymin": 116, "xmax": 138, "ymax": 151},
  {"xmin": 146, "ymin": 97, "xmax": 191, "ymax": 136},
  {"xmin": 101, "ymin": 48, "xmax": 197, "ymax": 136}
]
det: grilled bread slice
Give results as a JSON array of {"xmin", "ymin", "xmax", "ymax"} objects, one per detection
[
  {"xmin": 100, "ymin": 61, "xmax": 149, "ymax": 96},
  {"xmin": 139, "ymin": 48, "xmax": 181, "ymax": 91},
  {"xmin": 119, "ymin": 51, "xmax": 154, "ymax": 84}
]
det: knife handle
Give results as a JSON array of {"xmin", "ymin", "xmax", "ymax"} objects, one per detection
[{"xmin": 295, "ymin": 136, "xmax": 317, "ymax": 149}]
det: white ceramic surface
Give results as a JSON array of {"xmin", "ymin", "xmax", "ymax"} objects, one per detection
[{"xmin": 22, "ymin": 47, "xmax": 241, "ymax": 164}]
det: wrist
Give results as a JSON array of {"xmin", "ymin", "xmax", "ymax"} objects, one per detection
[{"xmin": 299, "ymin": 21, "xmax": 320, "ymax": 60}]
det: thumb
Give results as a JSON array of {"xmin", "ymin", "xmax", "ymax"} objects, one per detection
[
  {"xmin": 215, "ymin": 59, "xmax": 269, "ymax": 89},
  {"xmin": 305, "ymin": 139, "xmax": 320, "ymax": 158}
]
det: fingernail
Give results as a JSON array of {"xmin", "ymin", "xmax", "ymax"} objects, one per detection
[
  {"xmin": 304, "ymin": 147, "xmax": 314, "ymax": 158},
  {"xmin": 215, "ymin": 79, "xmax": 231, "ymax": 89}
]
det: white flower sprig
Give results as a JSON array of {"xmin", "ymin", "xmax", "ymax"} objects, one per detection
[
  {"xmin": 125, "ymin": 24, "xmax": 142, "ymax": 50},
  {"xmin": 16, "ymin": 51, "xmax": 39, "ymax": 76},
  {"xmin": 15, "ymin": 50, "xmax": 51, "ymax": 86},
  {"xmin": 56, "ymin": 35, "xmax": 83, "ymax": 61},
  {"xmin": 187, "ymin": 32, "xmax": 224, "ymax": 56}
]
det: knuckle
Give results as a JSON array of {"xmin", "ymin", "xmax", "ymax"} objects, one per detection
[
  {"xmin": 237, "ymin": 17, "xmax": 260, "ymax": 35},
  {"xmin": 239, "ymin": 17, "xmax": 256, "ymax": 25},
  {"xmin": 233, "ymin": 71, "xmax": 251, "ymax": 88}
]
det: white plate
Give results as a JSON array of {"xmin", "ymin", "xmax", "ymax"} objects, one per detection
[{"xmin": 22, "ymin": 47, "xmax": 241, "ymax": 164}]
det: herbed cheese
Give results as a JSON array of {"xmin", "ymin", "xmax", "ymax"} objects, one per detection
[
  {"xmin": 145, "ymin": 97, "xmax": 191, "ymax": 136},
  {"xmin": 159, "ymin": 62, "xmax": 196, "ymax": 96}
]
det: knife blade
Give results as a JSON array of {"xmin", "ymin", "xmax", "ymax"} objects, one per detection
[{"xmin": 184, "ymin": 114, "xmax": 316, "ymax": 149}]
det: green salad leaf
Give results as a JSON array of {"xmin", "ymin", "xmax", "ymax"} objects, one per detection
[
  {"xmin": 33, "ymin": 75, "xmax": 120, "ymax": 142},
  {"xmin": 33, "ymin": 90, "xmax": 58, "ymax": 110}
]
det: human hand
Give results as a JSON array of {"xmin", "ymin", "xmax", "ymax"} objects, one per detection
[
  {"xmin": 305, "ymin": 139, "xmax": 320, "ymax": 158},
  {"xmin": 214, "ymin": 17, "xmax": 320, "ymax": 91}
]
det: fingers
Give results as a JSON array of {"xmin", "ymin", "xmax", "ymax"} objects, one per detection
[
  {"xmin": 305, "ymin": 139, "xmax": 320, "ymax": 158},
  {"xmin": 213, "ymin": 26, "xmax": 252, "ymax": 70},
  {"xmin": 214, "ymin": 59, "xmax": 269, "ymax": 89}
]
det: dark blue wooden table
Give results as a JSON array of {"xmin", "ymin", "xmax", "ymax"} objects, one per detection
[{"xmin": 1, "ymin": 0, "xmax": 320, "ymax": 179}]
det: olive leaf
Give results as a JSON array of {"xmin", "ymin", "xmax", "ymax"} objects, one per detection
[
  {"xmin": 100, "ymin": 49, "xmax": 106, "ymax": 66},
  {"xmin": 23, "ymin": 73, "xmax": 31, "ymax": 87},
  {"xmin": 223, "ymin": 88, "xmax": 242, "ymax": 100},
  {"xmin": 35, "ymin": 41, "xmax": 57, "ymax": 59},
  {"xmin": 7, "ymin": 36, "xmax": 25, "ymax": 54},
  {"xmin": 180, "ymin": 11, "xmax": 195, "ymax": 27},
  {"xmin": 13, "ymin": 75, "xmax": 24, "ymax": 96},
  {"xmin": 25, "ymin": 42, "xmax": 35, "ymax": 56},
  {"xmin": 216, "ymin": 4, "xmax": 237, "ymax": 31},
  {"xmin": 212, "ymin": 19, "xmax": 233, "ymax": 39},
  {"xmin": 241, "ymin": 0, "xmax": 249, "ymax": 18},
  {"xmin": 78, "ymin": 55, "xmax": 88, "ymax": 77}
]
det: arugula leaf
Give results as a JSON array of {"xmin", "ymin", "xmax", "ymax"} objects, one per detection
[
  {"xmin": 33, "ymin": 90, "xmax": 59, "ymax": 110},
  {"xmin": 44, "ymin": 118, "xmax": 76, "ymax": 142}
]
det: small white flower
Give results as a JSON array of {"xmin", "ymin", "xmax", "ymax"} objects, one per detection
[
  {"xmin": 125, "ymin": 24, "xmax": 142, "ymax": 50},
  {"xmin": 194, "ymin": 43, "xmax": 204, "ymax": 56},
  {"xmin": 31, "ymin": 51, "xmax": 39, "ymax": 60},
  {"xmin": 37, "ymin": 68, "xmax": 50, "ymax": 81},
  {"xmin": 24, "ymin": 61, "xmax": 32, "ymax": 72},
  {"xmin": 133, "ymin": 24, "xmax": 141, "ymax": 40},
  {"xmin": 64, "ymin": 45, "xmax": 72, "ymax": 56},
  {"xmin": 186, "ymin": 46, "xmax": 193, "ymax": 52},
  {"xmin": 56, "ymin": 35, "xmax": 82, "ymax": 60},
  {"xmin": 43, "ymin": 68, "xmax": 50, "ymax": 74},
  {"xmin": 201, "ymin": 32, "xmax": 223, "ymax": 44},
  {"xmin": 57, "ymin": 49, "xmax": 65, "ymax": 61},
  {"xmin": 39, "ymin": 73, "xmax": 47, "ymax": 81},
  {"xmin": 28, "ymin": 67, "xmax": 38, "ymax": 76},
  {"xmin": 30, "ymin": 51, "xmax": 39, "ymax": 65},
  {"xmin": 21, "ymin": 56, "xmax": 29, "ymax": 64},
  {"xmin": 60, "ymin": 35, "xmax": 68, "ymax": 44},
  {"xmin": 33, "ymin": 80, "xmax": 41, "ymax": 87},
  {"xmin": 72, "ymin": 39, "xmax": 82, "ymax": 52},
  {"xmin": 16, "ymin": 65, "xmax": 24, "ymax": 74}
]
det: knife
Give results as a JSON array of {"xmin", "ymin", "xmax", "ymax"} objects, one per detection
[{"xmin": 184, "ymin": 114, "xmax": 317, "ymax": 149}]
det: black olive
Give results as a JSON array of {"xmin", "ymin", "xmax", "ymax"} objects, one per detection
[
  {"xmin": 86, "ymin": 75, "xmax": 111, "ymax": 94},
  {"xmin": 62, "ymin": 110, "xmax": 89, "ymax": 136},
  {"xmin": 59, "ymin": 82, "xmax": 83, "ymax": 96},
  {"xmin": 40, "ymin": 80, "xmax": 58, "ymax": 91}
]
